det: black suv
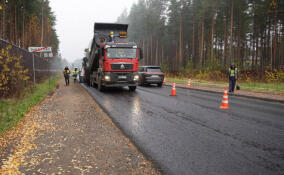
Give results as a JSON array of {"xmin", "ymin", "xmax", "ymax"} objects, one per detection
[{"xmin": 138, "ymin": 66, "xmax": 164, "ymax": 87}]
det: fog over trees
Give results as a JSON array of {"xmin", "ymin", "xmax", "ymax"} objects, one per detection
[{"xmin": 117, "ymin": 0, "xmax": 284, "ymax": 73}]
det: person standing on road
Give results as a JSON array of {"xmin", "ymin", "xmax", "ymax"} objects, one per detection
[
  {"xmin": 228, "ymin": 64, "xmax": 239, "ymax": 92},
  {"xmin": 63, "ymin": 66, "xmax": 71, "ymax": 86},
  {"xmin": 72, "ymin": 68, "xmax": 79, "ymax": 83}
]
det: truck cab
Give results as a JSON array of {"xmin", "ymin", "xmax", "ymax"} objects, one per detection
[{"xmin": 86, "ymin": 23, "xmax": 142, "ymax": 91}]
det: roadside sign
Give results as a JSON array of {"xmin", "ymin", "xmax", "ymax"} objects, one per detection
[
  {"xmin": 28, "ymin": 46, "xmax": 53, "ymax": 84},
  {"xmin": 44, "ymin": 52, "xmax": 53, "ymax": 58},
  {"xmin": 28, "ymin": 47, "xmax": 52, "ymax": 53}
]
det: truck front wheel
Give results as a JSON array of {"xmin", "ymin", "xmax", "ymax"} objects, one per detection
[{"xmin": 129, "ymin": 86, "xmax": 136, "ymax": 92}]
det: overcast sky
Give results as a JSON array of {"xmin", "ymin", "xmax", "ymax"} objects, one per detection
[{"xmin": 49, "ymin": 0, "xmax": 137, "ymax": 63}]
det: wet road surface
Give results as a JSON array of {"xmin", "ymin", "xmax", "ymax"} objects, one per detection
[{"xmin": 81, "ymin": 84, "xmax": 284, "ymax": 175}]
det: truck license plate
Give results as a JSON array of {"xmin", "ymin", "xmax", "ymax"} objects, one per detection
[
  {"xmin": 119, "ymin": 75, "xmax": 127, "ymax": 79},
  {"xmin": 151, "ymin": 75, "xmax": 159, "ymax": 77}
]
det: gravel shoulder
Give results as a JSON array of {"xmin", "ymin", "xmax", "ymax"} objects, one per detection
[{"xmin": 0, "ymin": 79, "xmax": 160, "ymax": 174}]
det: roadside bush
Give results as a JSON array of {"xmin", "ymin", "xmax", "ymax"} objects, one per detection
[
  {"xmin": 196, "ymin": 70, "xmax": 209, "ymax": 80},
  {"xmin": 195, "ymin": 69, "xmax": 224, "ymax": 81},
  {"xmin": 0, "ymin": 45, "xmax": 30, "ymax": 98},
  {"xmin": 265, "ymin": 69, "xmax": 284, "ymax": 83}
]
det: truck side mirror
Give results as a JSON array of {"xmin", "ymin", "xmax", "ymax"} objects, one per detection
[{"xmin": 139, "ymin": 48, "xmax": 143, "ymax": 60}]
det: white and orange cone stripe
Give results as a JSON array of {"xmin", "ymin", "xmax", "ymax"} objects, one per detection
[
  {"xmin": 186, "ymin": 79, "xmax": 191, "ymax": 88},
  {"xmin": 220, "ymin": 88, "xmax": 229, "ymax": 109},
  {"xmin": 171, "ymin": 83, "xmax": 176, "ymax": 96}
]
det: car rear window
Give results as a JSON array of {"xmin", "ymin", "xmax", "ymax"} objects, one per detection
[{"xmin": 147, "ymin": 67, "xmax": 162, "ymax": 73}]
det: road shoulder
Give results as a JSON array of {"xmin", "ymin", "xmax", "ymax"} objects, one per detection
[{"xmin": 0, "ymin": 79, "xmax": 160, "ymax": 174}]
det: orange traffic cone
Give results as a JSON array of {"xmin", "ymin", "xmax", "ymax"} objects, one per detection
[
  {"xmin": 186, "ymin": 79, "xmax": 191, "ymax": 88},
  {"xmin": 219, "ymin": 88, "xmax": 229, "ymax": 109},
  {"xmin": 170, "ymin": 83, "xmax": 176, "ymax": 96},
  {"xmin": 163, "ymin": 77, "xmax": 166, "ymax": 83}
]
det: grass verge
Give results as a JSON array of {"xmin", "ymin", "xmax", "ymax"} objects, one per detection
[
  {"xmin": 166, "ymin": 77, "xmax": 284, "ymax": 93},
  {"xmin": 0, "ymin": 76, "xmax": 59, "ymax": 135}
]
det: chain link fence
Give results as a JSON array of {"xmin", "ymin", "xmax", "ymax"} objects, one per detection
[
  {"xmin": 0, "ymin": 39, "xmax": 54, "ymax": 83},
  {"xmin": 0, "ymin": 39, "xmax": 60, "ymax": 98}
]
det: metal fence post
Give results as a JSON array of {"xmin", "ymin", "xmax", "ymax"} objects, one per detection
[
  {"xmin": 33, "ymin": 54, "xmax": 36, "ymax": 84},
  {"xmin": 48, "ymin": 58, "xmax": 50, "ymax": 87}
]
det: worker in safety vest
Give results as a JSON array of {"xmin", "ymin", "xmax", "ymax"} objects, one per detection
[
  {"xmin": 63, "ymin": 66, "xmax": 71, "ymax": 86},
  {"xmin": 228, "ymin": 64, "xmax": 239, "ymax": 92},
  {"xmin": 109, "ymin": 31, "xmax": 114, "ymax": 42},
  {"xmin": 72, "ymin": 68, "xmax": 79, "ymax": 83}
]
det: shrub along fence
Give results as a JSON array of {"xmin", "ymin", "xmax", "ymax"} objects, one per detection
[{"xmin": 0, "ymin": 39, "xmax": 54, "ymax": 98}]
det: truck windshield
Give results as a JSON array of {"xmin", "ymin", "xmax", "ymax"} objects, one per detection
[{"xmin": 107, "ymin": 48, "xmax": 136, "ymax": 59}]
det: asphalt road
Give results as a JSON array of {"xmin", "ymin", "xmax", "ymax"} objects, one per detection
[{"xmin": 81, "ymin": 83, "xmax": 284, "ymax": 175}]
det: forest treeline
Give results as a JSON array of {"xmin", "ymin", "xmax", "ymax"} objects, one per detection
[
  {"xmin": 0, "ymin": 0, "xmax": 58, "ymax": 54},
  {"xmin": 117, "ymin": 0, "xmax": 284, "ymax": 74}
]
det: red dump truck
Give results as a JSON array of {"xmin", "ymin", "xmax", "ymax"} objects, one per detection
[{"xmin": 84, "ymin": 23, "xmax": 143, "ymax": 91}]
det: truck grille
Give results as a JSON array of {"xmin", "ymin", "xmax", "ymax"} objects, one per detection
[{"xmin": 111, "ymin": 63, "xmax": 133, "ymax": 70}]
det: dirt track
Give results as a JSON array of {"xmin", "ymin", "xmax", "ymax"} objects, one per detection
[{"xmin": 0, "ymin": 79, "xmax": 160, "ymax": 175}]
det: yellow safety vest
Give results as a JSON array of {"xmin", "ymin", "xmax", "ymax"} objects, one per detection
[
  {"xmin": 72, "ymin": 70, "xmax": 78, "ymax": 75},
  {"xmin": 64, "ymin": 70, "xmax": 70, "ymax": 74},
  {"xmin": 229, "ymin": 68, "xmax": 238, "ymax": 78}
]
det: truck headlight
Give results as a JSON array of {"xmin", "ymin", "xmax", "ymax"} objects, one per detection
[
  {"xmin": 104, "ymin": 75, "xmax": 110, "ymax": 81},
  {"xmin": 134, "ymin": 75, "xmax": 139, "ymax": 81}
]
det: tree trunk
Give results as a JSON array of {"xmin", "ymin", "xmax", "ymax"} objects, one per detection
[
  {"xmin": 146, "ymin": 39, "xmax": 149, "ymax": 65},
  {"xmin": 251, "ymin": 33, "xmax": 255, "ymax": 70},
  {"xmin": 22, "ymin": 0, "xmax": 25, "ymax": 48},
  {"xmin": 41, "ymin": 0, "xmax": 44, "ymax": 47},
  {"xmin": 243, "ymin": 43, "xmax": 247, "ymax": 68},
  {"xmin": 192, "ymin": 15, "xmax": 195, "ymax": 67},
  {"xmin": 237, "ymin": 19, "xmax": 241, "ymax": 65},
  {"xmin": 179, "ymin": 11, "xmax": 183, "ymax": 69},
  {"xmin": 161, "ymin": 44, "xmax": 164, "ymax": 64},
  {"xmin": 150, "ymin": 35, "xmax": 153, "ymax": 65},
  {"xmin": 256, "ymin": 30, "xmax": 259, "ymax": 70},
  {"xmin": 229, "ymin": 0, "xmax": 234, "ymax": 64},
  {"xmin": 2, "ymin": 0, "xmax": 6, "ymax": 39},
  {"xmin": 199, "ymin": 18, "xmax": 204, "ymax": 67},
  {"xmin": 155, "ymin": 40, "xmax": 158, "ymax": 65},
  {"xmin": 267, "ymin": 17, "xmax": 272, "ymax": 70},
  {"xmin": 282, "ymin": 22, "xmax": 284, "ymax": 66},
  {"xmin": 210, "ymin": 8, "xmax": 216, "ymax": 62},
  {"xmin": 223, "ymin": 4, "xmax": 228, "ymax": 66},
  {"xmin": 142, "ymin": 38, "xmax": 145, "ymax": 65},
  {"xmin": 273, "ymin": 3, "xmax": 278, "ymax": 69},
  {"xmin": 176, "ymin": 40, "xmax": 178, "ymax": 71},
  {"xmin": 9, "ymin": 1, "xmax": 13, "ymax": 43},
  {"xmin": 14, "ymin": 5, "xmax": 17, "ymax": 45},
  {"xmin": 260, "ymin": 32, "xmax": 264, "ymax": 71}
]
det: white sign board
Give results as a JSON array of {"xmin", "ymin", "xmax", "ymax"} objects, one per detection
[
  {"xmin": 43, "ymin": 53, "xmax": 54, "ymax": 58},
  {"xmin": 28, "ymin": 47, "xmax": 52, "ymax": 53}
]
